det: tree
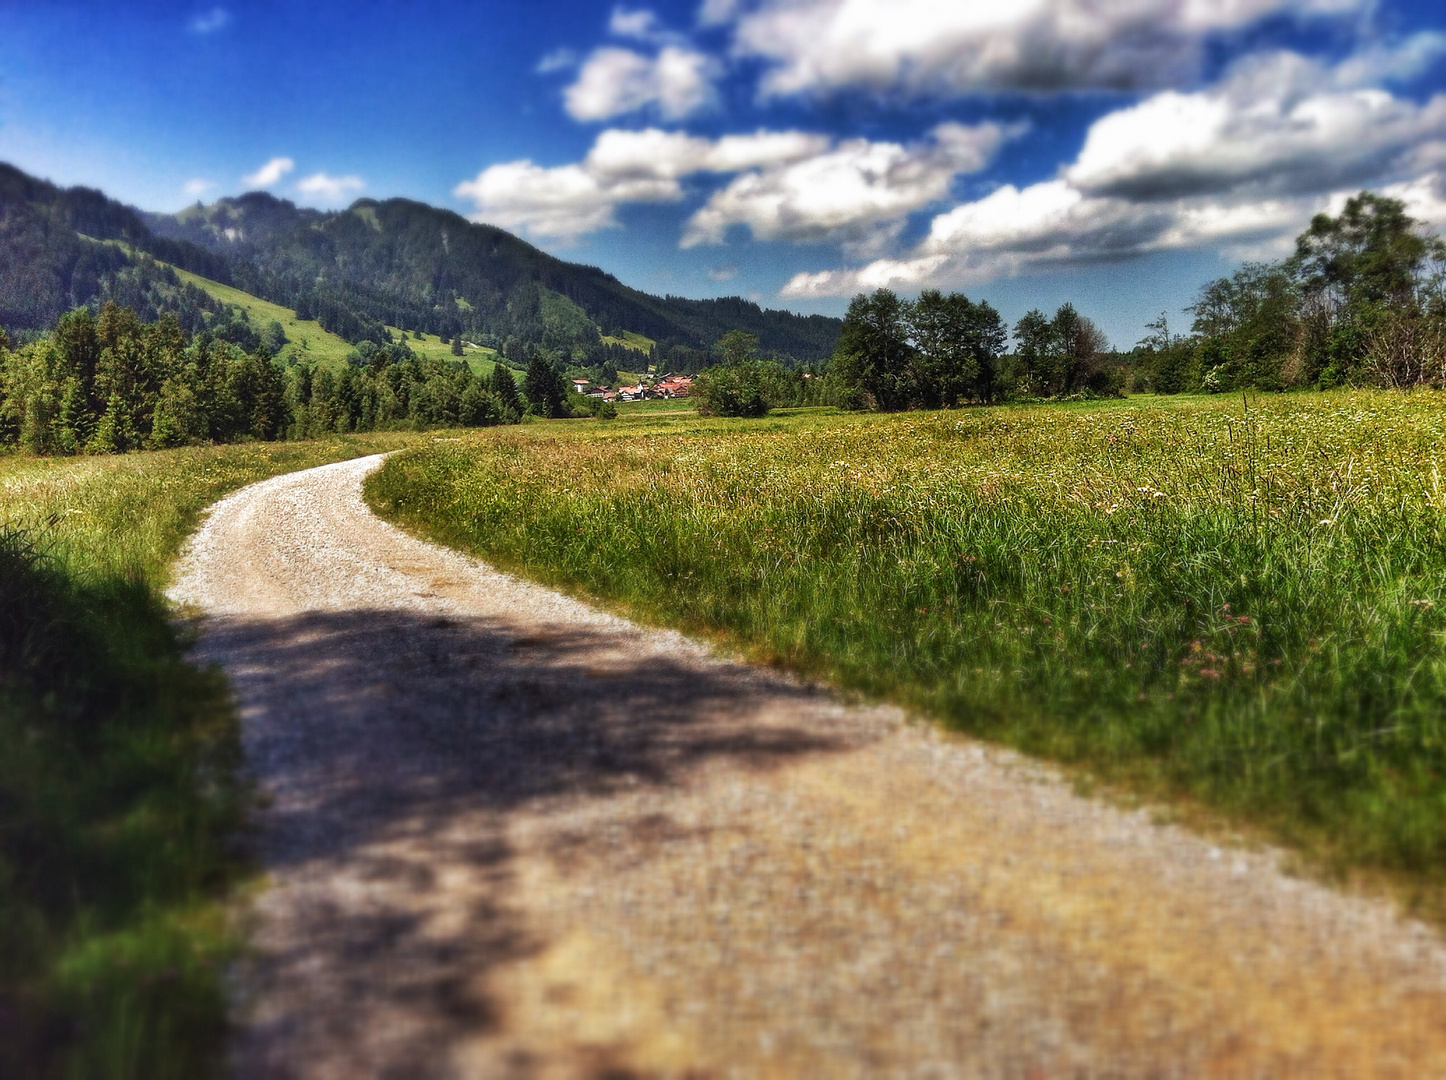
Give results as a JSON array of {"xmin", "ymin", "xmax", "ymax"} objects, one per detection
[
  {"xmin": 693, "ymin": 361, "xmax": 770, "ymax": 417},
  {"xmin": 1010, "ymin": 309, "xmax": 1054, "ymax": 396},
  {"xmin": 490, "ymin": 363, "xmax": 522, "ymax": 418},
  {"xmin": 1291, "ymin": 192, "xmax": 1442, "ymax": 316},
  {"xmin": 908, "ymin": 290, "xmax": 1007, "ymax": 406},
  {"xmin": 1288, "ymin": 192, "xmax": 1446, "ymax": 385},
  {"xmin": 713, "ymin": 329, "xmax": 759, "ymax": 367},
  {"xmin": 451, "ymin": 335, "xmax": 465, "ymax": 357},
  {"xmin": 1188, "ymin": 265, "xmax": 1299, "ymax": 390},
  {"xmin": 830, "ymin": 290, "xmax": 914, "ymax": 410},
  {"xmin": 523, "ymin": 351, "xmax": 569, "ymax": 418},
  {"xmin": 1052, "ymin": 304, "xmax": 1110, "ymax": 395},
  {"xmin": 1010, "ymin": 304, "xmax": 1111, "ymax": 398}
]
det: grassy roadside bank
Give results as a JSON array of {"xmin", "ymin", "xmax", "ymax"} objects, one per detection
[
  {"xmin": 367, "ymin": 392, "xmax": 1446, "ymax": 917},
  {"xmin": 0, "ymin": 433, "xmax": 415, "ymax": 1079}
]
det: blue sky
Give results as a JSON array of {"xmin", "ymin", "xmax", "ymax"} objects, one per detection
[{"xmin": 2, "ymin": 0, "xmax": 1444, "ymax": 347}]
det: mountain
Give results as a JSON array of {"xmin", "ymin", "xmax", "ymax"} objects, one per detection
[{"xmin": 0, "ymin": 162, "xmax": 841, "ymax": 365}]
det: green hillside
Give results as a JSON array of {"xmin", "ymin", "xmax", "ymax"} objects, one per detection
[
  {"xmin": 384, "ymin": 324, "xmax": 501, "ymax": 378},
  {"xmin": 167, "ymin": 266, "xmax": 356, "ymax": 367},
  {"xmin": 602, "ymin": 330, "xmax": 655, "ymax": 353}
]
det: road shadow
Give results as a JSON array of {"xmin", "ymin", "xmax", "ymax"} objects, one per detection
[{"xmin": 197, "ymin": 608, "xmax": 865, "ymax": 1079}]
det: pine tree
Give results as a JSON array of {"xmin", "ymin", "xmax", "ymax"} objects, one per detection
[
  {"xmin": 490, "ymin": 364, "xmax": 522, "ymax": 418},
  {"xmin": 522, "ymin": 352, "xmax": 567, "ymax": 418}
]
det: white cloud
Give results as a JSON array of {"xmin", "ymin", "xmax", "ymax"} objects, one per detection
[
  {"xmin": 296, "ymin": 172, "xmax": 366, "ymax": 203},
  {"xmin": 455, "ymin": 161, "xmax": 644, "ymax": 240},
  {"xmin": 609, "ymin": 7, "xmax": 683, "ymax": 44},
  {"xmin": 188, "ymin": 6, "xmax": 231, "ymax": 35},
  {"xmin": 780, "ymin": 49, "xmax": 1446, "ymax": 297},
  {"xmin": 682, "ymin": 121, "xmax": 1022, "ymax": 248},
  {"xmin": 183, "ymin": 178, "xmax": 214, "ymax": 198},
  {"xmin": 723, "ymin": 0, "xmax": 1369, "ymax": 98},
  {"xmin": 1065, "ymin": 50, "xmax": 1446, "ymax": 201},
  {"xmin": 1379, "ymin": 172, "xmax": 1446, "ymax": 229},
  {"xmin": 708, "ymin": 263, "xmax": 740, "ymax": 280},
  {"xmin": 565, "ymin": 45, "xmax": 720, "ymax": 120},
  {"xmin": 536, "ymin": 47, "xmax": 579, "ymax": 73},
  {"xmin": 583, "ymin": 127, "xmax": 830, "ymax": 180},
  {"xmin": 454, "ymin": 123, "xmax": 1012, "ymax": 243},
  {"xmin": 243, "ymin": 157, "xmax": 294, "ymax": 187}
]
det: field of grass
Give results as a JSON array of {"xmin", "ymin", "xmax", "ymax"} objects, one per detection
[
  {"xmin": 0, "ymin": 432, "xmax": 418, "ymax": 1079},
  {"xmin": 614, "ymin": 397, "xmax": 696, "ymax": 415},
  {"xmin": 384, "ymin": 326, "xmax": 499, "ymax": 375},
  {"xmin": 165, "ymin": 266, "xmax": 357, "ymax": 368},
  {"xmin": 367, "ymin": 391, "xmax": 1446, "ymax": 914},
  {"xmin": 601, "ymin": 329, "xmax": 655, "ymax": 354}
]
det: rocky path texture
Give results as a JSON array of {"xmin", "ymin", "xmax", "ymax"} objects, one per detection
[{"xmin": 170, "ymin": 454, "xmax": 1446, "ymax": 1079}]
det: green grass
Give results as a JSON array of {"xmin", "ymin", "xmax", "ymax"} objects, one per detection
[
  {"xmin": 367, "ymin": 391, "xmax": 1446, "ymax": 916},
  {"xmin": 384, "ymin": 326, "xmax": 499, "ymax": 375},
  {"xmin": 601, "ymin": 330, "xmax": 655, "ymax": 354},
  {"xmin": 166, "ymin": 266, "xmax": 358, "ymax": 368},
  {"xmin": 613, "ymin": 398, "xmax": 697, "ymax": 415},
  {"xmin": 0, "ymin": 432, "xmax": 418, "ymax": 1078},
  {"xmin": 168, "ymin": 267, "xmax": 502, "ymax": 377}
]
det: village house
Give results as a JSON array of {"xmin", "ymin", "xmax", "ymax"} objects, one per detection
[{"xmin": 653, "ymin": 374, "xmax": 693, "ymax": 398}]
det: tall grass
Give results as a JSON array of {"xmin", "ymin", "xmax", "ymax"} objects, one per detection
[
  {"xmin": 0, "ymin": 433, "xmax": 414, "ymax": 1078},
  {"xmin": 368, "ymin": 392, "xmax": 1446, "ymax": 908}
]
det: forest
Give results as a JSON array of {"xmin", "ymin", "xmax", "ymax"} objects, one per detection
[{"xmin": 0, "ymin": 303, "xmax": 536, "ymax": 455}]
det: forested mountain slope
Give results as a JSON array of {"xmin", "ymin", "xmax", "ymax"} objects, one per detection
[{"xmin": 0, "ymin": 162, "xmax": 840, "ymax": 363}]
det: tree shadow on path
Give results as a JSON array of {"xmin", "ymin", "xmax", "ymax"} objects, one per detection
[{"xmin": 200, "ymin": 608, "xmax": 865, "ymax": 1079}]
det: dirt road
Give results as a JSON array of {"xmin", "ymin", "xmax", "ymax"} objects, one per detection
[{"xmin": 170, "ymin": 454, "xmax": 1446, "ymax": 1078}]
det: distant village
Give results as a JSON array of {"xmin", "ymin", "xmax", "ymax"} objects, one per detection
[{"xmin": 572, "ymin": 373, "xmax": 694, "ymax": 402}]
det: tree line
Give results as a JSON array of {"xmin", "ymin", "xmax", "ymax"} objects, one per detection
[
  {"xmin": 0, "ymin": 302, "xmax": 612, "ymax": 455},
  {"xmin": 1130, "ymin": 192, "xmax": 1445, "ymax": 394},
  {"xmin": 818, "ymin": 289, "xmax": 1118, "ymax": 411},
  {"xmin": 815, "ymin": 190, "xmax": 1445, "ymax": 412}
]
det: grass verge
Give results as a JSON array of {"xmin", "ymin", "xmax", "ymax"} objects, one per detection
[
  {"xmin": 366, "ymin": 392, "xmax": 1446, "ymax": 918},
  {"xmin": 0, "ymin": 432, "xmax": 416, "ymax": 1078}
]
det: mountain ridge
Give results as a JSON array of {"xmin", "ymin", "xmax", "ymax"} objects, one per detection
[{"xmin": 0, "ymin": 162, "xmax": 840, "ymax": 364}]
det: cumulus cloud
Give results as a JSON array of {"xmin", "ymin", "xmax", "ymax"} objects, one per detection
[
  {"xmin": 455, "ymin": 162, "xmax": 627, "ymax": 239},
  {"xmin": 454, "ymin": 127, "xmax": 830, "ymax": 240},
  {"xmin": 454, "ymin": 123, "xmax": 1012, "ymax": 243},
  {"xmin": 242, "ymin": 157, "xmax": 294, "ymax": 187},
  {"xmin": 564, "ymin": 45, "xmax": 720, "ymax": 120},
  {"xmin": 296, "ymin": 172, "xmax": 366, "ymax": 203},
  {"xmin": 183, "ymin": 178, "xmax": 214, "ymax": 198},
  {"xmin": 722, "ymin": 0, "xmax": 1369, "ymax": 98},
  {"xmin": 188, "ymin": 6, "xmax": 231, "ymax": 34},
  {"xmin": 781, "ymin": 50, "xmax": 1446, "ymax": 297},
  {"xmin": 584, "ymin": 127, "xmax": 831, "ymax": 180},
  {"xmin": 682, "ymin": 121, "xmax": 1023, "ymax": 248},
  {"xmin": 1065, "ymin": 48, "xmax": 1446, "ymax": 201}
]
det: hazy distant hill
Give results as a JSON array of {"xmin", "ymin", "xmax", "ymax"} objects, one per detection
[{"xmin": 0, "ymin": 162, "xmax": 841, "ymax": 363}]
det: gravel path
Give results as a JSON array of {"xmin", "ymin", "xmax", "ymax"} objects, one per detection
[{"xmin": 170, "ymin": 454, "xmax": 1446, "ymax": 1079}]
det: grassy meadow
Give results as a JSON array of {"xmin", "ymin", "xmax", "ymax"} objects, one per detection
[
  {"xmin": 368, "ymin": 391, "xmax": 1446, "ymax": 911},
  {"xmin": 0, "ymin": 433, "xmax": 416, "ymax": 1079},
  {"xmin": 384, "ymin": 325, "xmax": 501, "ymax": 374},
  {"xmin": 600, "ymin": 329, "xmax": 656, "ymax": 354},
  {"xmin": 163, "ymin": 265, "xmax": 356, "ymax": 368},
  {"xmin": 170, "ymin": 265, "xmax": 507, "ymax": 375}
]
